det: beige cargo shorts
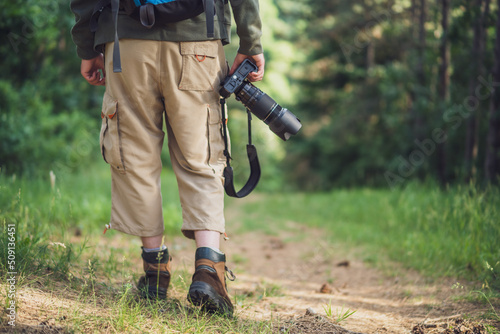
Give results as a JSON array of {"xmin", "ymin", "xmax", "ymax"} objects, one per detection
[{"xmin": 100, "ymin": 39, "xmax": 229, "ymax": 239}]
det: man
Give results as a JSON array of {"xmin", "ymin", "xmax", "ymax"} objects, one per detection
[{"xmin": 70, "ymin": 0, "xmax": 264, "ymax": 316}]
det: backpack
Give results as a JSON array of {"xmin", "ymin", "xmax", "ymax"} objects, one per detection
[{"xmin": 90, "ymin": 0, "xmax": 217, "ymax": 72}]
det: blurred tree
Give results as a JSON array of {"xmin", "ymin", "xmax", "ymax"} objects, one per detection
[
  {"xmin": 485, "ymin": 0, "xmax": 500, "ymax": 183},
  {"xmin": 0, "ymin": 0, "xmax": 103, "ymax": 176},
  {"xmin": 2, "ymin": 0, "xmax": 499, "ymax": 190},
  {"xmin": 436, "ymin": 0, "xmax": 450, "ymax": 185},
  {"xmin": 283, "ymin": 0, "xmax": 499, "ymax": 189},
  {"xmin": 464, "ymin": 0, "xmax": 491, "ymax": 182}
]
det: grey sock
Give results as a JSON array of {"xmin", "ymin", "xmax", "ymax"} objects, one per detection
[
  {"xmin": 206, "ymin": 246, "xmax": 224, "ymax": 255},
  {"xmin": 143, "ymin": 245, "xmax": 167, "ymax": 253}
]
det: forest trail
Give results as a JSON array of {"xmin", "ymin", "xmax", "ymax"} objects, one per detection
[
  {"xmin": 170, "ymin": 226, "xmax": 493, "ymax": 334},
  {"xmin": 3, "ymin": 221, "xmax": 496, "ymax": 333}
]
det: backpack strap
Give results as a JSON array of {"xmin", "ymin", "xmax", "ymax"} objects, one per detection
[
  {"xmin": 203, "ymin": 0, "xmax": 215, "ymax": 38},
  {"xmin": 100, "ymin": 0, "xmax": 216, "ymax": 73},
  {"xmin": 111, "ymin": 0, "xmax": 122, "ymax": 72},
  {"xmin": 216, "ymin": 0, "xmax": 229, "ymax": 44},
  {"xmin": 220, "ymin": 98, "xmax": 261, "ymax": 198}
]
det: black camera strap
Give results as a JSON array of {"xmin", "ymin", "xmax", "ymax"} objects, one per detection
[{"xmin": 220, "ymin": 98, "xmax": 261, "ymax": 198}]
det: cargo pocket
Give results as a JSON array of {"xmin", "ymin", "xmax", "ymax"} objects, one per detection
[
  {"xmin": 207, "ymin": 105, "xmax": 226, "ymax": 170},
  {"xmin": 100, "ymin": 92, "xmax": 126, "ymax": 173},
  {"xmin": 179, "ymin": 41, "xmax": 219, "ymax": 91}
]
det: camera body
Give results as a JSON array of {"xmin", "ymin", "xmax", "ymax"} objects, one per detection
[{"xmin": 220, "ymin": 59, "xmax": 302, "ymax": 141}]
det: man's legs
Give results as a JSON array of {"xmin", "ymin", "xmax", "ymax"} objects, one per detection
[
  {"xmin": 139, "ymin": 227, "xmax": 226, "ymax": 249},
  {"xmin": 155, "ymin": 40, "xmax": 234, "ymax": 315},
  {"xmin": 194, "ymin": 230, "xmax": 221, "ymax": 249},
  {"xmin": 141, "ymin": 235, "xmax": 164, "ymax": 249},
  {"xmin": 142, "ymin": 231, "xmax": 219, "ymax": 251},
  {"xmin": 103, "ymin": 39, "xmax": 166, "ymax": 237},
  {"xmin": 103, "ymin": 39, "xmax": 172, "ymax": 299},
  {"xmin": 103, "ymin": 38, "xmax": 232, "ymax": 311}
]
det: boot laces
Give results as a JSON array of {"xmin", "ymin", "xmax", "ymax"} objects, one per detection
[{"xmin": 225, "ymin": 266, "xmax": 236, "ymax": 281}]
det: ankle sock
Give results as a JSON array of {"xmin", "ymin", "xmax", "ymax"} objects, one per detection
[
  {"xmin": 206, "ymin": 246, "xmax": 224, "ymax": 255},
  {"xmin": 143, "ymin": 245, "xmax": 167, "ymax": 253}
]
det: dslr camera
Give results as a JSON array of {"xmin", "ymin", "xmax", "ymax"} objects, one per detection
[{"xmin": 220, "ymin": 59, "xmax": 302, "ymax": 141}]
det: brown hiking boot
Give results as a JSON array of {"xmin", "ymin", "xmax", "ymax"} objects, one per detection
[
  {"xmin": 187, "ymin": 247, "xmax": 235, "ymax": 316},
  {"xmin": 137, "ymin": 247, "xmax": 171, "ymax": 299}
]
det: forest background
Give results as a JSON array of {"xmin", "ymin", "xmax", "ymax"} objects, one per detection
[
  {"xmin": 1, "ymin": 0, "xmax": 500, "ymax": 302},
  {"xmin": 2, "ymin": 0, "xmax": 500, "ymax": 188}
]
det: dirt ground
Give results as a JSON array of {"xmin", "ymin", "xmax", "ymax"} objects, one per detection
[
  {"xmin": 175, "ymin": 226, "xmax": 498, "ymax": 334},
  {"xmin": 2, "ymin": 223, "xmax": 499, "ymax": 333}
]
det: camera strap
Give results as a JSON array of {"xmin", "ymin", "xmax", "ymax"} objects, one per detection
[{"xmin": 220, "ymin": 98, "xmax": 261, "ymax": 198}]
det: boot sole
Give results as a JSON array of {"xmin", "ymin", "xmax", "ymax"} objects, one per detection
[{"xmin": 187, "ymin": 281, "xmax": 233, "ymax": 317}]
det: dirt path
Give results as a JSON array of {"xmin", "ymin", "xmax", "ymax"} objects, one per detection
[
  {"xmin": 2, "ymin": 223, "xmax": 497, "ymax": 333},
  {"xmin": 168, "ymin": 224, "xmax": 495, "ymax": 334}
]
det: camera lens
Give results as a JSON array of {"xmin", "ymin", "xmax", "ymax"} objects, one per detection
[
  {"xmin": 236, "ymin": 83, "xmax": 275, "ymax": 121},
  {"xmin": 236, "ymin": 83, "xmax": 302, "ymax": 141},
  {"xmin": 268, "ymin": 106, "xmax": 302, "ymax": 141}
]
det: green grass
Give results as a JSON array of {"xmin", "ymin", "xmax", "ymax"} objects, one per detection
[
  {"xmin": 323, "ymin": 300, "xmax": 356, "ymax": 324},
  {"xmin": 0, "ymin": 163, "xmax": 183, "ymax": 277},
  {"xmin": 1, "ymin": 164, "xmax": 499, "ymax": 331},
  {"xmin": 229, "ymin": 183, "xmax": 500, "ymax": 290},
  {"xmin": 0, "ymin": 162, "xmax": 186, "ymax": 321},
  {"xmin": 0, "ymin": 164, "xmax": 289, "ymax": 332}
]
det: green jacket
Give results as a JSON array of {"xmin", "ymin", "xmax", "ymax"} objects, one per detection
[{"xmin": 70, "ymin": 0, "xmax": 263, "ymax": 60}]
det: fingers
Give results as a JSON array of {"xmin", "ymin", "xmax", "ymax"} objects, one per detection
[
  {"xmin": 85, "ymin": 73, "xmax": 105, "ymax": 86},
  {"xmin": 91, "ymin": 75, "xmax": 105, "ymax": 86},
  {"xmin": 80, "ymin": 55, "xmax": 106, "ymax": 86},
  {"xmin": 229, "ymin": 53, "xmax": 247, "ymax": 75},
  {"xmin": 83, "ymin": 70, "xmax": 105, "ymax": 86},
  {"xmin": 247, "ymin": 67, "xmax": 263, "ymax": 82},
  {"xmin": 246, "ymin": 54, "xmax": 265, "ymax": 82},
  {"xmin": 230, "ymin": 53, "xmax": 265, "ymax": 82}
]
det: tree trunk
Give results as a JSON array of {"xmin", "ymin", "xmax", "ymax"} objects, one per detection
[
  {"xmin": 366, "ymin": 42, "xmax": 374, "ymax": 70},
  {"xmin": 464, "ymin": 0, "xmax": 489, "ymax": 182},
  {"xmin": 416, "ymin": 0, "xmax": 426, "ymax": 89},
  {"xmin": 438, "ymin": 0, "xmax": 450, "ymax": 102},
  {"xmin": 437, "ymin": 0, "xmax": 450, "ymax": 185},
  {"xmin": 413, "ymin": 0, "xmax": 427, "ymax": 141},
  {"xmin": 485, "ymin": 0, "xmax": 500, "ymax": 183},
  {"xmin": 408, "ymin": 0, "xmax": 417, "ymax": 131}
]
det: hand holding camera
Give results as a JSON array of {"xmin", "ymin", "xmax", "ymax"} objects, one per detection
[
  {"xmin": 219, "ymin": 59, "xmax": 302, "ymax": 198},
  {"xmin": 229, "ymin": 53, "xmax": 265, "ymax": 82},
  {"xmin": 220, "ymin": 59, "xmax": 302, "ymax": 141}
]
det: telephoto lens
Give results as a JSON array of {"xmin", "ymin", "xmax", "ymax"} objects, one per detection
[{"xmin": 236, "ymin": 83, "xmax": 302, "ymax": 141}]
